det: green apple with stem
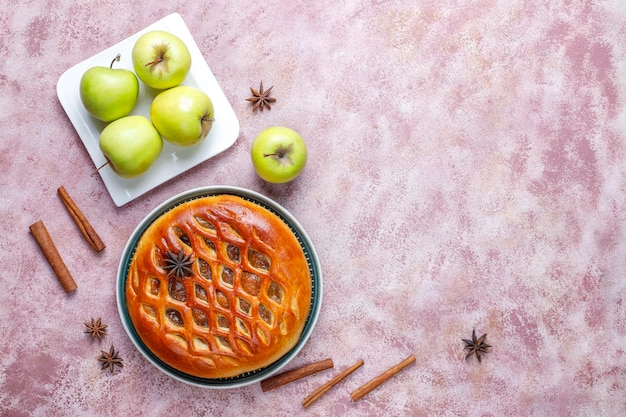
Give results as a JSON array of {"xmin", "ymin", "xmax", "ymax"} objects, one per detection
[
  {"xmin": 150, "ymin": 86, "xmax": 214, "ymax": 146},
  {"xmin": 250, "ymin": 126, "xmax": 307, "ymax": 183},
  {"xmin": 132, "ymin": 30, "xmax": 191, "ymax": 90},
  {"xmin": 79, "ymin": 54, "xmax": 139, "ymax": 122},
  {"xmin": 97, "ymin": 115, "xmax": 163, "ymax": 178}
]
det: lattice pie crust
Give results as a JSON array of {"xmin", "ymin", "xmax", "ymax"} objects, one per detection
[{"xmin": 126, "ymin": 194, "xmax": 312, "ymax": 379}]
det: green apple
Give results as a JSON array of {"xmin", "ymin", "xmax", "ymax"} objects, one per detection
[
  {"xmin": 79, "ymin": 54, "xmax": 139, "ymax": 122},
  {"xmin": 150, "ymin": 86, "xmax": 214, "ymax": 146},
  {"xmin": 250, "ymin": 126, "xmax": 307, "ymax": 183},
  {"xmin": 132, "ymin": 30, "xmax": 191, "ymax": 90},
  {"xmin": 99, "ymin": 115, "xmax": 162, "ymax": 178}
]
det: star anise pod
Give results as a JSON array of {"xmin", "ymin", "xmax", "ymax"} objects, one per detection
[
  {"xmin": 98, "ymin": 345, "xmax": 123, "ymax": 373},
  {"xmin": 246, "ymin": 81, "xmax": 276, "ymax": 111},
  {"xmin": 463, "ymin": 329, "xmax": 491, "ymax": 362},
  {"xmin": 84, "ymin": 318, "xmax": 107, "ymax": 340},
  {"xmin": 163, "ymin": 249, "xmax": 194, "ymax": 279}
]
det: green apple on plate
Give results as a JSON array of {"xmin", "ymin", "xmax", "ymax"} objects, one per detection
[
  {"xmin": 79, "ymin": 54, "xmax": 139, "ymax": 122},
  {"xmin": 150, "ymin": 86, "xmax": 214, "ymax": 146},
  {"xmin": 250, "ymin": 126, "xmax": 307, "ymax": 183},
  {"xmin": 132, "ymin": 30, "xmax": 191, "ymax": 90},
  {"xmin": 99, "ymin": 115, "xmax": 163, "ymax": 178}
]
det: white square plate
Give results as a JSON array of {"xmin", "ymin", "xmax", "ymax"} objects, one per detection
[{"xmin": 57, "ymin": 13, "xmax": 240, "ymax": 207}]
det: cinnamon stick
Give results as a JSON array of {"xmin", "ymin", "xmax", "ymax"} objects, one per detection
[
  {"xmin": 350, "ymin": 355, "xmax": 415, "ymax": 402},
  {"xmin": 57, "ymin": 186, "xmax": 105, "ymax": 252},
  {"xmin": 29, "ymin": 220, "xmax": 77, "ymax": 293},
  {"xmin": 302, "ymin": 359, "xmax": 364, "ymax": 408},
  {"xmin": 260, "ymin": 358, "xmax": 334, "ymax": 392}
]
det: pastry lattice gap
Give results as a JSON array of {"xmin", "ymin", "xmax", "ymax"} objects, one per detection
[{"xmin": 143, "ymin": 213, "xmax": 285, "ymax": 357}]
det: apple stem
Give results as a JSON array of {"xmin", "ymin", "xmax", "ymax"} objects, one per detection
[
  {"xmin": 145, "ymin": 58, "xmax": 163, "ymax": 67},
  {"xmin": 263, "ymin": 152, "xmax": 284, "ymax": 158},
  {"xmin": 110, "ymin": 54, "xmax": 121, "ymax": 69},
  {"xmin": 91, "ymin": 161, "xmax": 110, "ymax": 177}
]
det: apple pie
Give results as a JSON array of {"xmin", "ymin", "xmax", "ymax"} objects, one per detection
[{"xmin": 125, "ymin": 194, "xmax": 312, "ymax": 379}]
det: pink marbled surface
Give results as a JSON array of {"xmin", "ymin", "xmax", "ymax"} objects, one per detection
[{"xmin": 2, "ymin": 0, "xmax": 626, "ymax": 416}]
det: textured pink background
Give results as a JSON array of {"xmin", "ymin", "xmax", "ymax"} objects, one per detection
[{"xmin": 2, "ymin": 1, "xmax": 626, "ymax": 416}]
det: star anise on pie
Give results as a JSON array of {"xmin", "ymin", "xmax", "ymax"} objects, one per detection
[
  {"xmin": 246, "ymin": 81, "xmax": 276, "ymax": 111},
  {"xmin": 463, "ymin": 329, "xmax": 491, "ymax": 362},
  {"xmin": 98, "ymin": 345, "xmax": 123, "ymax": 373},
  {"xmin": 163, "ymin": 249, "xmax": 194, "ymax": 279},
  {"xmin": 84, "ymin": 318, "xmax": 107, "ymax": 340}
]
